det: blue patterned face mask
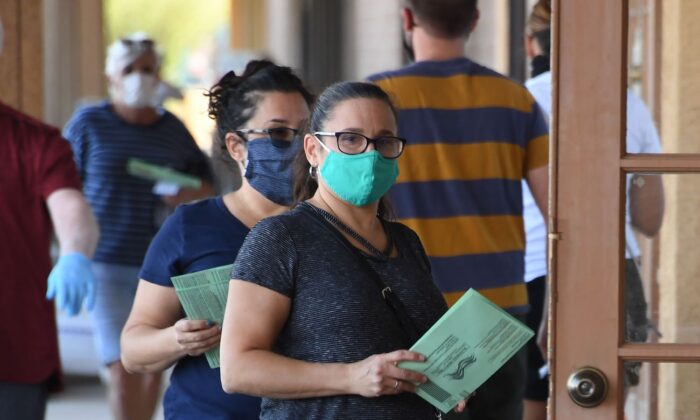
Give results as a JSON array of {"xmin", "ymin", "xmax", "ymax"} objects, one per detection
[{"xmin": 244, "ymin": 137, "xmax": 300, "ymax": 205}]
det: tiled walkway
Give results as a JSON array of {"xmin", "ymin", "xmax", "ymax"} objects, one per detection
[{"xmin": 46, "ymin": 375, "xmax": 164, "ymax": 420}]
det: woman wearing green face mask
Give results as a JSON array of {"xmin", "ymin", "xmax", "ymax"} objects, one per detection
[{"xmin": 220, "ymin": 82, "xmax": 467, "ymax": 419}]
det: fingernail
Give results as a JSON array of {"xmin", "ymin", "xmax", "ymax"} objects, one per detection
[{"xmin": 421, "ymin": 376, "xmax": 428, "ymax": 383}]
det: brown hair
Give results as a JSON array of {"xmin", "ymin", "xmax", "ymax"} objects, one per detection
[
  {"xmin": 205, "ymin": 60, "xmax": 314, "ymax": 168},
  {"xmin": 406, "ymin": 0, "xmax": 478, "ymax": 39},
  {"xmin": 528, "ymin": 0, "xmax": 552, "ymax": 55},
  {"xmin": 528, "ymin": 0, "xmax": 551, "ymax": 33}
]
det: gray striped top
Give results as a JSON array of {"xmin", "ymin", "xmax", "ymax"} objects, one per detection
[{"xmin": 231, "ymin": 205, "xmax": 448, "ymax": 419}]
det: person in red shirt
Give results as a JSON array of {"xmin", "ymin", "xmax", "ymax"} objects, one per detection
[{"xmin": 0, "ymin": 101, "xmax": 100, "ymax": 420}]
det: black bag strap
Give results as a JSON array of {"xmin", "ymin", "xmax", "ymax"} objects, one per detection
[{"xmin": 298, "ymin": 203, "xmax": 421, "ymax": 344}]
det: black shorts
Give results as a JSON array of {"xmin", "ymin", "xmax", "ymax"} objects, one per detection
[
  {"xmin": 524, "ymin": 276, "xmax": 548, "ymax": 401},
  {"xmin": 624, "ymin": 259, "xmax": 649, "ymax": 387}
]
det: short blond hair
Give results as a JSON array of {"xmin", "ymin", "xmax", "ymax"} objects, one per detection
[{"xmin": 527, "ymin": 0, "xmax": 552, "ymax": 34}]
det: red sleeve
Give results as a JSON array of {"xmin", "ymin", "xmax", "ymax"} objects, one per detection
[{"xmin": 34, "ymin": 126, "xmax": 82, "ymax": 199}]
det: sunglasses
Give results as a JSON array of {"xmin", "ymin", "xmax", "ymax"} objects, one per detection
[{"xmin": 120, "ymin": 39, "xmax": 155, "ymax": 49}]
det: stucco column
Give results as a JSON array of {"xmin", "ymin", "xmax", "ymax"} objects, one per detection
[
  {"xmin": 465, "ymin": 0, "xmax": 509, "ymax": 74},
  {"xmin": 341, "ymin": 0, "xmax": 402, "ymax": 81},
  {"xmin": 0, "ymin": 0, "xmax": 43, "ymax": 119},
  {"xmin": 266, "ymin": 0, "xmax": 302, "ymax": 69},
  {"xmin": 657, "ymin": 0, "xmax": 700, "ymax": 419},
  {"xmin": 43, "ymin": 0, "xmax": 105, "ymax": 127}
]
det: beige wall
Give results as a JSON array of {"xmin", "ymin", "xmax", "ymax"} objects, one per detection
[
  {"xmin": 341, "ymin": 0, "xmax": 402, "ymax": 81},
  {"xmin": 465, "ymin": 0, "xmax": 509, "ymax": 74},
  {"xmin": 658, "ymin": 0, "xmax": 700, "ymax": 418},
  {"xmin": 265, "ymin": 0, "xmax": 303, "ymax": 69}
]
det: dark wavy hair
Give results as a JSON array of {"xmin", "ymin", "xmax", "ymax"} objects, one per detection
[
  {"xmin": 292, "ymin": 81, "xmax": 397, "ymax": 219},
  {"xmin": 205, "ymin": 60, "xmax": 314, "ymax": 167}
]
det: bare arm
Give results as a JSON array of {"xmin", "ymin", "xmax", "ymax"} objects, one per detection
[
  {"xmin": 46, "ymin": 188, "xmax": 99, "ymax": 257},
  {"xmin": 526, "ymin": 166, "xmax": 550, "ymax": 359},
  {"xmin": 526, "ymin": 166, "xmax": 549, "ymax": 221},
  {"xmin": 220, "ymin": 280, "xmax": 428, "ymax": 399},
  {"xmin": 537, "ymin": 285, "xmax": 549, "ymax": 360},
  {"xmin": 121, "ymin": 280, "xmax": 222, "ymax": 373},
  {"xmin": 630, "ymin": 174, "xmax": 664, "ymax": 237},
  {"xmin": 45, "ymin": 188, "xmax": 100, "ymax": 314}
]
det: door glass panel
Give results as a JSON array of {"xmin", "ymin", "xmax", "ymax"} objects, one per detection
[
  {"xmin": 627, "ymin": 0, "xmax": 655, "ymax": 99},
  {"xmin": 624, "ymin": 173, "xmax": 700, "ymax": 344},
  {"xmin": 626, "ymin": 0, "xmax": 661, "ymax": 155},
  {"xmin": 627, "ymin": 0, "xmax": 700, "ymax": 155},
  {"xmin": 624, "ymin": 362, "xmax": 700, "ymax": 419}
]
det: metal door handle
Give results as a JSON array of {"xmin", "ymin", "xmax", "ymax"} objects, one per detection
[{"xmin": 567, "ymin": 366, "xmax": 608, "ymax": 407}]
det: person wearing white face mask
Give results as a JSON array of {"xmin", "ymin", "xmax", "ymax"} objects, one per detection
[
  {"xmin": 63, "ymin": 33, "xmax": 214, "ymax": 420},
  {"xmin": 112, "ymin": 65, "xmax": 160, "ymax": 108}
]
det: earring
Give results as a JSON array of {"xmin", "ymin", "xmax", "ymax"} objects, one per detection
[{"xmin": 308, "ymin": 165, "xmax": 318, "ymax": 179}]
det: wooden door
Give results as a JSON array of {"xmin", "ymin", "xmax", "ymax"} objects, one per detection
[{"xmin": 549, "ymin": 0, "xmax": 700, "ymax": 418}]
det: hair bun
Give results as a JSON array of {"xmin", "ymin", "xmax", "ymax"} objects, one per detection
[
  {"xmin": 241, "ymin": 60, "xmax": 276, "ymax": 78},
  {"xmin": 206, "ymin": 70, "xmax": 242, "ymax": 121},
  {"xmin": 207, "ymin": 61, "xmax": 281, "ymax": 121}
]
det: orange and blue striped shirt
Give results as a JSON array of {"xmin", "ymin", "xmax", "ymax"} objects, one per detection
[{"xmin": 369, "ymin": 58, "xmax": 548, "ymax": 314}]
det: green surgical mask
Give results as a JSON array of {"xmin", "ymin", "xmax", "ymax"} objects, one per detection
[{"xmin": 318, "ymin": 143, "xmax": 399, "ymax": 207}]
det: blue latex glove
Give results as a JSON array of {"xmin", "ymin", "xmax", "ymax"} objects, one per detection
[{"xmin": 46, "ymin": 253, "xmax": 96, "ymax": 316}]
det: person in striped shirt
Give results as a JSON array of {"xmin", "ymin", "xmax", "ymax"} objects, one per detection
[
  {"xmin": 368, "ymin": 1, "xmax": 548, "ymax": 419},
  {"xmin": 63, "ymin": 34, "xmax": 213, "ymax": 420}
]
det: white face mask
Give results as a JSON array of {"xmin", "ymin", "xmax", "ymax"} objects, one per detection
[{"xmin": 112, "ymin": 72, "xmax": 159, "ymax": 108}]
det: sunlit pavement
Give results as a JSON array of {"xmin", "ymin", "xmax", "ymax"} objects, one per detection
[{"xmin": 46, "ymin": 375, "xmax": 165, "ymax": 420}]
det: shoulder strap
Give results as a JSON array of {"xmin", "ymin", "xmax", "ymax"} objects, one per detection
[
  {"xmin": 386, "ymin": 222, "xmax": 432, "ymax": 276},
  {"xmin": 298, "ymin": 204, "xmax": 421, "ymax": 344}
]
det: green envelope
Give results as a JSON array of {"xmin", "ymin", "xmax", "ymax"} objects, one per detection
[
  {"xmin": 399, "ymin": 289, "xmax": 534, "ymax": 413},
  {"xmin": 171, "ymin": 264, "xmax": 233, "ymax": 368},
  {"xmin": 127, "ymin": 158, "xmax": 202, "ymax": 189}
]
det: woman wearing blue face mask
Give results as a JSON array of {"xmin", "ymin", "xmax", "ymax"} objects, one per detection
[
  {"xmin": 220, "ymin": 82, "xmax": 467, "ymax": 419},
  {"xmin": 120, "ymin": 60, "xmax": 313, "ymax": 419}
]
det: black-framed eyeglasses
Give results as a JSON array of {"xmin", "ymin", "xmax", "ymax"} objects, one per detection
[
  {"xmin": 314, "ymin": 131, "xmax": 406, "ymax": 159},
  {"xmin": 120, "ymin": 38, "xmax": 155, "ymax": 49},
  {"xmin": 236, "ymin": 127, "xmax": 300, "ymax": 143}
]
